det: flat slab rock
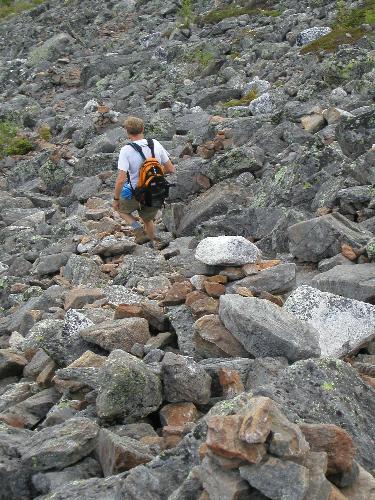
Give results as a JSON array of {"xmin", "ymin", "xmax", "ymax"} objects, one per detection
[
  {"xmin": 195, "ymin": 236, "xmax": 261, "ymax": 266},
  {"xmin": 284, "ymin": 285, "xmax": 375, "ymax": 357},
  {"xmin": 310, "ymin": 263, "xmax": 375, "ymax": 302}
]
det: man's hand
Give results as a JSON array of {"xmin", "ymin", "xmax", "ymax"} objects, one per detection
[{"xmin": 112, "ymin": 199, "xmax": 120, "ymax": 211}]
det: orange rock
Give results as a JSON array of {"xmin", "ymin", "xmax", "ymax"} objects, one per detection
[
  {"xmin": 300, "ymin": 423, "xmax": 356, "ymax": 474},
  {"xmin": 97, "ymin": 105, "xmax": 110, "ymax": 113},
  {"xmin": 160, "ymin": 402, "xmax": 198, "ymax": 427},
  {"xmin": 207, "ymin": 415, "xmax": 267, "ymax": 464},
  {"xmin": 64, "ymin": 287, "xmax": 105, "ymax": 310},
  {"xmin": 205, "ymin": 275, "xmax": 228, "ymax": 284},
  {"xmin": 328, "ymin": 485, "xmax": 347, "ymax": 500},
  {"xmin": 204, "ymin": 281, "xmax": 226, "ymax": 298},
  {"xmin": 239, "ymin": 397, "xmax": 273, "ymax": 444},
  {"xmin": 36, "ymin": 360, "xmax": 56, "ymax": 388},
  {"xmin": 257, "ymin": 259, "xmax": 281, "ymax": 271},
  {"xmin": 316, "ymin": 207, "xmax": 332, "ymax": 216},
  {"xmin": 185, "ymin": 290, "xmax": 206, "ymax": 306},
  {"xmin": 162, "ymin": 281, "xmax": 194, "ymax": 305},
  {"xmin": 361, "ymin": 374, "xmax": 375, "ymax": 390},
  {"xmin": 189, "ymin": 296, "xmax": 219, "ymax": 318},
  {"xmin": 341, "ymin": 243, "xmax": 358, "ymax": 261},
  {"xmin": 199, "ymin": 443, "xmax": 209, "ymax": 461},
  {"xmin": 114, "ymin": 303, "xmax": 143, "ymax": 319},
  {"xmin": 236, "ymin": 287, "xmax": 254, "ymax": 297},
  {"xmin": 218, "ymin": 368, "xmax": 245, "ymax": 398}
]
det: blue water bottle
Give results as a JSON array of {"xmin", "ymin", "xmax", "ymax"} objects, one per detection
[{"xmin": 121, "ymin": 182, "xmax": 133, "ymax": 199}]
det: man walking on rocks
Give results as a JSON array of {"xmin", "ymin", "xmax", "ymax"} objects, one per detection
[{"xmin": 113, "ymin": 116, "xmax": 174, "ymax": 247}]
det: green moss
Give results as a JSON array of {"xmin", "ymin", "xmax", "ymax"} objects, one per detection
[
  {"xmin": 223, "ymin": 89, "xmax": 258, "ymax": 108},
  {"xmin": 0, "ymin": 121, "xmax": 34, "ymax": 158},
  {"xmin": 200, "ymin": 5, "xmax": 280, "ymax": 24},
  {"xmin": 301, "ymin": 0, "xmax": 375, "ymax": 54},
  {"xmin": 185, "ymin": 46, "xmax": 215, "ymax": 67},
  {"xmin": 38, "ymin": 124, "xmax": 52, "ymax": 141},
  {"xmin": 303, "ymin": 181, "xmax": 312, "ymax": 189},
  {"xmin": 0, "ymin": 0, "xmax": 45, "ymax": 21},
  {"xmin": 274, "ymin": 165, "xmax": 289, "ymax": 184},
  {"xmin": 322, "ymin": 381, "xmax": 335, "ymax": 391}
]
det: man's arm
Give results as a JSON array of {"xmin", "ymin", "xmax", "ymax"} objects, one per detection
[
  {"xmin": 162, "ymin": 159, "xmax": 175, "ymax": 174},
  {"xmin": 113, "ymin": 170, "xmax": 127, "ymax": 210}
]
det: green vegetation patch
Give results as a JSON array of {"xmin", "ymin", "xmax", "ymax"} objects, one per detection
[
  {"xmin": 184, "ymin": 46, "xmax": 215, "ymax": 67},
  {"xmin": 200, "ymin": 5, "xmax": 280, "ymax": 25},
  {"xmin": 301, "ymin": 0, "xmax": 375, "ymax": 54},
  {"xmin": 0, "ymin": 121, "xmax": 34, "ymax": 158},
  {"xmin": 223, "ymin": 89, "xmax": 258, "ymax": 108},
  {"xmin": 0, "ymin": 0, "xmax": 45, "ymax": 21}
]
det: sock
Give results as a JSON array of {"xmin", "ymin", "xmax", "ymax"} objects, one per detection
[{"xmin": 131, "ymin": 221, "xmax": 142, "ymax": 229}]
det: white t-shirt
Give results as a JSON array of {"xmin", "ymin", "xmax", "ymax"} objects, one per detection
[{"xmin": 117, "ymin": 139, "xmax": 170, "ymax": 186}]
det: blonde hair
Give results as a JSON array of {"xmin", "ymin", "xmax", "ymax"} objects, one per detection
[{"xmin": 124, "ymin": 116, "xmax": 144, "ymax": 135}]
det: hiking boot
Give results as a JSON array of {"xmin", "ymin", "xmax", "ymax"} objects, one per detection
[
  {"xmin": 133, "ymin": 227, "xmax": 150, "ymax": 245},
  {"xmin": 151, "ymin": 237, "xmax": 168, "ymax": 250}
]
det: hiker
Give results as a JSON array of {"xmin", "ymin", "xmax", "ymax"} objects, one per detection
[{"xmin": 112, "ymin": 116, "xmax": 174, "ymax": 247}]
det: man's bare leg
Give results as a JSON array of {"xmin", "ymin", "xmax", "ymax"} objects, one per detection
[
  {"xmin": 118, "ymin": 211, "xmax": 149, "ymax": 244},
  {"xmin": 142, "ymin": 219, "xmax": 156, "ymax": 241},
  {"xmin": 119, "ymin": 212, "xmax": 137, "ymax": 225}
]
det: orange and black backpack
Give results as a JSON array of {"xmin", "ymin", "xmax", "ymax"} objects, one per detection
[{"xmin": 127, "ymin": 138, "xmax": 170, "ymax": 208}]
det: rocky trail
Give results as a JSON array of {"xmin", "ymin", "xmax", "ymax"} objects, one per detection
[{"xmin": 0, "ymin": 0, "xmax": 375, "ymax": 498}]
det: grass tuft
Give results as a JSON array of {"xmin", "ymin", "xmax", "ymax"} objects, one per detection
[
  {"xmin": 223, "ymin": 89, "xmax": 258, "ymax": 108},
  {"xmin": 199, "ymin": 5, "xmax": 280, "ymax": 25},
  {"xmin": 0, "ymin": 0, "xmax": 44, "ymax": 21},
  {"xmin": 0, "ymin": 121, "xmax": 34, "ymax": 157},
  {"xmin": 301, "ymin": 0, "xmax": 375, "ymax": 54}
]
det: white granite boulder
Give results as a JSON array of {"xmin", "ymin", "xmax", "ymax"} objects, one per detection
[
  {"xmin": 195, "ymin": 236, "xmax": 261, "ymax": 266},
  {"xmin": 296, "ymin": 27, "xmax": 332, "ymax": 47},
  {"xmin": 284, "ymin": 285, "xmax": 375, "ymax": 357}
]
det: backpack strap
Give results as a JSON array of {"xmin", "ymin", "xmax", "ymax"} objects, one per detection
[
  {"xmin": 128, "ymin": 142, "xmax": 146, "ymax": 161},
  {"xmin": 147, "ymin": 138, "xmax": 155, "ymax": 158}
]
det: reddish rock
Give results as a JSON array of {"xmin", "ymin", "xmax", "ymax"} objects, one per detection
[
  {"xmin": 162, "ymin": 281, "xmax": 194, "ymax": 305},
  {"xmin": 64, "ymin": 288, "xmax": 105, "ymax": 310},
  {"xmin": 258, "ymin": 290, "xmax": 284, "ymax": 307},
  {"xmin": 194, "ymin": 315, "xmax": 248, "ymax": 359},
  {"xmin": 205, "ymin": 275, "xmax": 228, "ymax": 284},
  {"xmin": 235, "ymin": 287, "xmax": 254, "ymax": 297},
  {"xmin": 300, "ymin": 423, "xmax": 356, "ymax": 474},
  {"xmin": 189, "ymin": 297, "xmax": 219, "ymax": 318},
  {"xmin": 140, "ymin": 301, "xmax": 168, "ymax": 331},
  {"xmin": 341, "ymin": 243, "xmax": 358, "ymax": 261},
  {"xmin": 114, "ymin": 303, "xmax": 143, "ymax": 319},
  {"xmin": 328, "ymin": 486, "xmax": 347, "ymax": 500},
  {"xmin": 97, "ymin": 428, "xmax": 153, "ymax": 476},
  {"xmin": 185, "ymin": 290, "xmax": 207, "ymax": 306},
  {"xmin": 239, "ymin": 397, "xmax": 273, "ymax": 444},
  {"xmin": 196, "ymin": 174, "xmax": 211, "ymax": 190},
  {"xmin": 36, "ymin": 361, "xmax": 56, "ymax": 388},
  {"xmin": 160, "ymin": 402, "xmax": 198, "ymax": 427},
  {"xmin": 207, "ymin": 414, "xmax": 266, "ymax": 464},
  {"xmin": 361, "ymin": 374, "xmax": 375, "ymax": 390},
  {"xmin": 218, "ymin": 368, "xmax": 245, "ymax": 399},
  {"xmin": 204, "ymin": 281, "xmax": 226, "ymax": 298}
]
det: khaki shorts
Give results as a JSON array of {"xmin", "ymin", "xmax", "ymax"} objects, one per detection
[{"xmin": 119, "ymin": 197, "xmax": 158, "ymax": 222}]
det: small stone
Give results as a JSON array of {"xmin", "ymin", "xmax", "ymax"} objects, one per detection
[
  {"xmin": 341, "ymin": 243, "xmax": 358, "ymax": 261},
  {"xmin": 220, "ymin": 267, "xmax": 246, "ymax": 281},
  {"xmin": 114, "ymin": 304, "xmax": 143, "ymax": 319},
  {"xmin": 96, "ymin": 428, "xmax": 153, "ymax": 476},
  {"xmin": 162, "ymin": 281, "xmax": 194, "ymax": 305},
  {"xmin": 204, "ymin": 281, "xmax": 225, "ymax": 298},
  {"xmin": 301, "ymin": 113, "xmax": 326, "ymax": 133},
  {"xmin": 300, "ymin": 423, "xmax": 356, "ymax": 474},
  {"xmin": 194, "ymin": 315, "xmax": 248, "ymax": 359},
  {"xmin": 0, "ymin": 350, "xmax": 28, "ymax": 378},
  {"xmin": 218, "ymin": 368, "xmax": 245, "ymax": 399},
  {"xmin": 206, "ymin": 414, "xmax": 266, "ymax": 463},
  {"xmin": 189, "ymin": 296, "xmax": 219, "ymax": 318},
  {"xmin": 159, "ymin": 402, "xmax": 198, "ymax": 427},
  {"xmin": 64, "ymin": 288, "xmax": 105, "ymax": 310}
]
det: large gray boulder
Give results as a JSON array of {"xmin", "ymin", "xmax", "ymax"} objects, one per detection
[
  {"xmin": 63, "ymin": 254, "xmax": 108, "ymax": 286},
  {"xmin": 195, "ymin": 236, "xmax": 261, "ymax": 266},
  {"xmin": 219, "ymin": 295, "xmax": 320, "ymax": 362},
  {"xmin": 310, "ymin": 264, "xmax": 375, "ymax": 302},
  {"xmin": 336, "ymin": 109, "xmax": 375, "ymax": 159},
  {"xmin": 284, "ymin": 285, "xmax": 375, "ymax": 357},
  {"xmin": 162, "ymin": 352, "xmax": 212, "ymax": 405},
  {"xmin": 96, "ymin": 350, "xmax": 162, "ymax": 420},
  {"xmin": 176, "ymin": 182, "xmax": 248, "ymax": 237},
  {"xmin": 288, "ymin": 213, "xmax": 372, "ymax": 262},
  {"xmin": 21, "ymin": 418, "xmax": 99, "ymax": 472},
  {"xmin": 254, "ymin": 358, "xmax": 375, "ymax": 471}
]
